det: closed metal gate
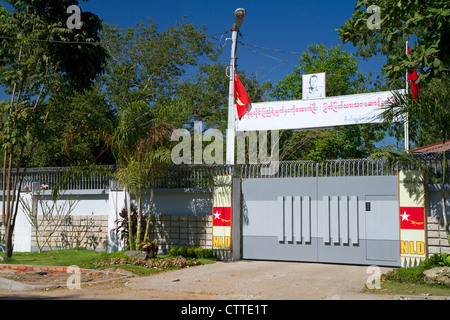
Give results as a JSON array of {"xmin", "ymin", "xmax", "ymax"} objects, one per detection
[{"xmin": 240, "ymin": 160, "xmax": 401, "ymax": 267}]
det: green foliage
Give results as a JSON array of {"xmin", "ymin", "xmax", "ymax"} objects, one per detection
[
  {"xmin": 382, "ymin": 265, "xmax": 427, "ymax": 284},
  {"xmin": 0, "ymin": 0, "xmax": 107, "ymax": 258},
  {"xmin": 272, "ymin": 44, "xmax": 369, "ymax": 100},
  {"xmin": 0, "ymin": 249, "xmax": 208, "ymax": 276},
  {"xmin": 381, "ymin": 75, "xmax": 450, "ymax": 148},
  {"xmin": 423, "ymin": 253, "xmax": 450, "ymax": 268},
  {"xmin": 0, "ymin": 248, "xmax": 110, "ymax": 268},
  {"xmin": 114, "ymin": 204, "xmax": 145, "ymax": 249},
  {"xmin": 383, "ymin": 254, "xmax": 450, "ymax": 284},
  {"xmin": 169, "ymin": 245, "xmax": 214, "ymax": 259},
  {"xmin": 380, "ymin": 76, "xmax": 450, "ymax": 232},
  {"xmin": 338, "ymin": 0, "xmax": 450, "ymax": 85},
  {"xmin": 100, "ymin": 19, "xmax": 217, "ymax": 113}
]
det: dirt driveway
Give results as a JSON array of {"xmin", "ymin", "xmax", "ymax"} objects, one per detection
[{"xmin": 0, "ymin": 260, "xmax": 396, "ymax": 300}]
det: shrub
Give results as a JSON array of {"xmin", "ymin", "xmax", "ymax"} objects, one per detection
[
  {"xmin": 169, "ymin": 246, "xmax": 214, "ymax": 259},
  {"xmin": 382, "ymin": 265, "xmax": 427, "ymax": 284},
  {"xmin": 382, "ymin": 253, "xmax": 450, "ymax": 285},
  {"xmin": 93, "ymin": 256, "xmax": 201, "ymax": 270},
  {"xmin": 423, "ymin": 253, "xmax": 450, "ymax": 268}
]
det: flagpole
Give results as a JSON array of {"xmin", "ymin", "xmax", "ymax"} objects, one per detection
[
  {"xmin": 226, "ymin": 28, "xmax": 238, "ymax": 165},
  {"xmin": 404, "ymin": 41, "xmax": 409, "ymax": 151},
  {"xmin": 226, "ymin": 9, "xmax": 246, "ymax": 165}
]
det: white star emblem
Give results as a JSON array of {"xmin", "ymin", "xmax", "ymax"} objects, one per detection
[
  {"xmin": 214, "ymin": 211, "xmax": 221, "ymax": 220},
  {"xmin": 401, "ymin": 211, "xmax": 410, "ymax": 221}
]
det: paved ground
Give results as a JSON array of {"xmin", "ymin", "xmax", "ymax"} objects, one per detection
[{"xmin": 0, "ymin": 260, "xmax": 397, "ymax": 300}]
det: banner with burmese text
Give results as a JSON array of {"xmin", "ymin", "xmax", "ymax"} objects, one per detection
[
  {"xmin": 212, "ymin": 175, "xmax": 233, "ymax": 251},
  {"xmin": 235, "ymin": 90, "xmax": 404, "ymax": 132},
  {"xmin": 398, "ymin": 170, "xmax": 427, "ymax": 267}
]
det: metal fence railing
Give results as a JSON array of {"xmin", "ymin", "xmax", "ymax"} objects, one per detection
[
  {"xmin": 238, "ymin": 158, "xmax": 397, "ymax": 179},
  {"xmin": 0, "ymin": 157, "xmax": 448, "ymax": 191},
  {"xmin": 405, "ymin": 156, "xmax": 450, "ymax": 185},
  {"xmin": 154, "ymin": 165, "xmax": 235, "ymax": 189}
]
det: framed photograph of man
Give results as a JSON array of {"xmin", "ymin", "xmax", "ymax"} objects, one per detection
[{"xmin": 302, "ymin": 73, "xmax": 326, "ymax": 100}]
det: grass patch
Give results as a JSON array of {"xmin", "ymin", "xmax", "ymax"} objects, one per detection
[
  {"xmin": 364, "ymin": 253, "xmax": 450, "ymax": 297},
  {"xmin": 364, "ymin": 280, "xmax": 450, "ymax": 297},
  {"xmin": 0, "ymin": 248, "xmax": 217, "ymax": 276},
  {"xmin": 0, "ymin": 249, "xmax": 110, "ymax": 269}
]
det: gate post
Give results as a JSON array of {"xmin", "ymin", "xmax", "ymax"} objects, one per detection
[
  {"xmin": 231, "ymin": 177, "xmax": 241, "ymax": 261},
  {"xmin": 398, "ymin": 169, "xmax": 427, "ymax": 267},
  {"xmin": 211, "ymin": 175, "xmax": 241, "ymax": 261}
]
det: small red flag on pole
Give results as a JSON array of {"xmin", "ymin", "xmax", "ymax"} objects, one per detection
[{"xmin": 406, "ymin": 44, "xmax": 421, "ymax": 100}]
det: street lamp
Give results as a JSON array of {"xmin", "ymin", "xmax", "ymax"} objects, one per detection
[
  {"xmin": 233, "ymin": 8, "xmax": 246, "ymax": 30},
  {"xmin": 226, "ymin": 8, "xmax": 246, "ymax": 165}
]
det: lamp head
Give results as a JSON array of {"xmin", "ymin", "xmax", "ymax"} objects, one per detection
[{"xmin": 233, "ymin": 8, "xmax": 246, "ymax": 30}]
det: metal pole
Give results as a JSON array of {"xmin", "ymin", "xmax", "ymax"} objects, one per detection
[
  {"xmin": 226, "ymin": 29, "xmax": 238, "ymax": 165},
  {"xmin": 404, "ymin": 41, "xmax": 409, "ymax": 151}
]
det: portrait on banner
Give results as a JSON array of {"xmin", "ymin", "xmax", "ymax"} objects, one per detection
[{"xmin": 303, "ymin": 72, "xmax": 326, "ymax": 100}]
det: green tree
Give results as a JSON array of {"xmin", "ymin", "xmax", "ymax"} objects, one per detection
[
  {"xmin": 271, "ymin": 44, "xmax": 386, "ymax": 161},
  {"xmin": 99, "ymin": 19, "xmax": 217, "ymax": 119},
  {"xmin": 29, "ymin": 87, "xmax": 116, "ymax": 167},
  {"xmin": 0, "ymin": 0, "xmax": 107, "ymax": 258},
  {"xmin": 113, "ymin": 119, "xmax": 173, "ymax": 251},
  {"xmin": 337, "ymin": 0, "xmax": 450, "ymax": 86}
]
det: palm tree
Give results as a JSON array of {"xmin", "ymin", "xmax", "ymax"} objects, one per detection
[
  {"xmin": 114, "ymin": 121, "xmax": 173, "ymax": 250},
  {"xmin": 381, "ymin": 76, "xmax": 450, "ymax": 232},
  {"xmin": 65, "ymin": 101, "xmax": 174, "ymax": 251}
]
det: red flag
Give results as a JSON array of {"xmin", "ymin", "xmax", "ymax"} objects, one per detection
[
  {"xmin": 406, "ymin": 45, "xmax": 421, "ymax": 100},
  {"xmin": 234, "ymin": 71, "xmax": 251, "ymax": 120},
  {"xmin": 400, "ymin": 206, "xmax": 425, "ymax": 230}
]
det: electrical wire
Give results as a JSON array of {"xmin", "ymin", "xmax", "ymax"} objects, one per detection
[
  {"xmin": 239, "ymin": 41, "xmax": 388, "ymax": 61},
  {"xmin": 0, "ymin": 27, "xmax": 386, "ymax": 80},
  {"xmin": 240, "ymin": 42, "xmax": 383, "ymax": 78},
  {"xmin": 0, "ymin": 31, "xmax": 226, "ymax": 46}
]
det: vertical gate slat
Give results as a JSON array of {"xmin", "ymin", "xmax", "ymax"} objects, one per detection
[
  {"xmin": 340, "ymin": 196, "xmax": 349, "ymax": 245},
  {"xmin": 293, "ymin": 196, "xmax": 301, "ymax": 242},
  {"xmin": 302, "ymin": 196, "xmax": 311, "ymax": 243},
  {"xmin": 349, "ymin": 196, "xmax": 359, "ymax": 245},
  {"xmin": 285, "ymin": 196, "xmax": 293, "ymax": 243},
  {"xmin": 277, "ymin": 196, "xmax": 284, "ymax": 242}
]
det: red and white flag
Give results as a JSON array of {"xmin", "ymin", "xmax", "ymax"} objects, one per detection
[
  {"xmin": 400, "ymin": 206, "xmax": 425, "ymax": 230},
  {"xmin": 234, "ymin": 71, "xmax": 251, "ymax": 120},
  {"xmin": 212, "ymin": 207, "xmax": 231, "ymax": 227}
]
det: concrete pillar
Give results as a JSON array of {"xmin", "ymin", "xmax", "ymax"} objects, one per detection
[{"xmin": 107, "ymin": 188, "xmax": 126, "ymax": 253}]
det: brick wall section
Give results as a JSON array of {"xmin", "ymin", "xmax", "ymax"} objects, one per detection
[
  {"xmin": 148, "ymin": 214, "xmax": 212, "ymax": 254},
  {"xmin": 427, "ymin": 216, "xmax": 450, "ymax": 256},
  {"xmin": 31, "ymin": 215, "xmax": 108, "ymax": 250}
]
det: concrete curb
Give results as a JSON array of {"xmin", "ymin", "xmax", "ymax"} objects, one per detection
[
  {"xmin": 0, "ymin": 264, "xmax": 134, "ymax": 291},
  {"xmin": 395, "ymin": 295, "xmax": 450, "ymax": 300}
]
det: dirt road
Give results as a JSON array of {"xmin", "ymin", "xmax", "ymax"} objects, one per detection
[{"xmin": 0, "ymin": 260, "xmax": 396, "ymax": 300}]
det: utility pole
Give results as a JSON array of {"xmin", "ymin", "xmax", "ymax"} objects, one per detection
[{"xmin": 226, "ymin": 8, "xmax": 246, "ymax": 165}]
